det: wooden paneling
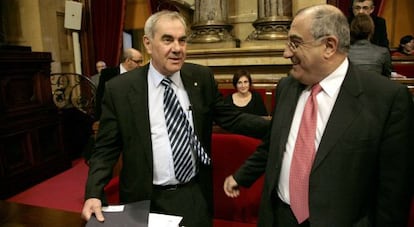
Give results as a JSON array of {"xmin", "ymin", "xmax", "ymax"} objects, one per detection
[{"xmin": 0, "ymin": 49, "xmax": 71, "ymax": 199}]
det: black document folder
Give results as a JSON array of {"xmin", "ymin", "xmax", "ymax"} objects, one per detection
[{"xmin": 86, "ymin": 200, "xmax": 150, "ymax": 227}]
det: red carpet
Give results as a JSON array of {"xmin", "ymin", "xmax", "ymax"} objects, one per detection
[{"xmin": 7, "ymin": 159, "xmax": 88, "ymax": 213}]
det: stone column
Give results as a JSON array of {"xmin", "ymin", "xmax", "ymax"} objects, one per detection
[
  {"xmin": 187, "ymin": 0, "xmax": 235, "ymax": 46},
  {"xmin": 247, "ymin": 0, "xmax": 292, "ymax": 41}
]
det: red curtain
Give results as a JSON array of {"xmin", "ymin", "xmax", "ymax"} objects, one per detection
[{"xmin": 90, "ymin": 0, "xmax": 126, "ymax": 67}]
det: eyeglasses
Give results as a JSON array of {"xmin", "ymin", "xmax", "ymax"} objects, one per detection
[
  {"xmin": 286, "ymin": 36, "xmax": 327, "ymax": 52},
  {"xmin": 353, "ymin": 5, "xmax": 372, "ymax": 11},
  {"xmin": 130, "ymin": 58, "xmax": 143, "ymax": 64}
]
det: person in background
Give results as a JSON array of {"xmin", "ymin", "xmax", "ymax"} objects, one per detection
[
  {"xmin": 91, "ymin": 60, "xmax": 106, "ymax": 86},
  {"xmin": 224, "ymin": 4, "xmax": 413, "ymax": 226},
  {"xmin": 223, "ymin": 69, "xmax": 268, "ymax": 116},
  {"xmin": 88, "ymin": 48, "xmax": 143, "ymax": 161},
  {"xmin": 81, "ymin": 10, "xmax": 269, "ymax": 227},
  {"xmin": 348, "ymin": 0, "xmax": 389, "ymax": 48},
  {"xmin": 393, "ymin": 35, "xmax": 414, "ymax": 56},
  {"xmin": 348, "ymin": 14, "xmax": 391, "ymax": 77},
  {"xmin": 94, "ymin": 48, "xmax": 143, "ymax": 121}
]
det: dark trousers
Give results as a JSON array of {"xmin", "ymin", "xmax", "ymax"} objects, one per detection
[
  {"xmin": 274, "ymin": 196, "xmax": 310, "ymax": 227},
  {"xmin": 150, "ymin": 179, "xmax": 212, "ymax": 227}
]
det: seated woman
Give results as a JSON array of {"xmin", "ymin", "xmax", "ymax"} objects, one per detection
[
  {"xmin": 223, "ymin": 70, "xmax": 268, "ymax": 116},
  {"xmin": 393, "ymin": 35, "xmax": 413, "ymax": 56},
  {"xmin": 348, "ymin": 14, "xmax": 392, "ymax": 77}
]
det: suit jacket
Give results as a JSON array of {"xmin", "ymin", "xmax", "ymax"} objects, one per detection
[
  {"xmin": 233, "ymin": 63, "xmax": 414, "ymax": 226},
  {"xmin": 94, "ymin": 67, "xmax": 121, "ymax": 120},
  {"xmin": 371, "ymin": 15, "xmax": 389, "ymax": 48},
  {"xmin": 349, "ymin": 39, "xmax": 391, "ymax": 77},
  {"xmin": 85, "ymin": 63, "xmax": 269, "ymax": 211}
]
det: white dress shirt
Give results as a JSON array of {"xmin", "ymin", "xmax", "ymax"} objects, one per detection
[
  {"xmin": 147, "ymin": 62, "xmax": 195, "ymax": 185},
  {"xmin": 277, "ymin": 58, "xmax": 349, "ymax": 204}
]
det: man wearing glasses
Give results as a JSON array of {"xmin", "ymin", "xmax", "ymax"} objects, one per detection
[
  {"xmin": 94, "ymin": 48, "xmax": 143, "ymax": 120},
  {"xmin": 224, "ymin": 4, "xmax": 413, "ymax": 226},
  {"xmin": 348, "ymin": 0, "xmax": 389, "ymax": 48},
  {"xmin": 86, "ymin": 48, "xmax": 143, "ymax": 163}
]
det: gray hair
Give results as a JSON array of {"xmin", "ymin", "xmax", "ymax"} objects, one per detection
[
  {"xmin": 120, "ymin": 48, "xmax": 137, "ymax": 62},
  {"xmin": 297, "ymin": 4, "xmax": 350, "ymax": 53},
  {"xmin": 144, "ymin": 10, "xmax": 187, "ymax": 39}
]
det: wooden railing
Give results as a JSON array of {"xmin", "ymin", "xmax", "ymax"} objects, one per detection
[
  {"xmin": 217, "ymin": 76, "xmax": 414, "ymax": 117},
  {"xmin": 391, "ymin": 78, "xmax": 414, "ymax": 94},
  {"xmin": 392, "ymin": 56, "xmax": 414, "ymax": 78},
  {"xmin": 50, "ymin": 73, "xmax": 96, "ymax": 116}
]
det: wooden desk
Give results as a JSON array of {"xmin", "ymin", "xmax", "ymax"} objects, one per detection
[{"xmin": 0, "ymin": 200, "xmax": 86, "ymax": 226}]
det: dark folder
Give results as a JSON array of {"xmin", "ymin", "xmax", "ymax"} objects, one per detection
[{"xmin": 86, "ymin": 200, "xmax": 150, "ymax": 227}]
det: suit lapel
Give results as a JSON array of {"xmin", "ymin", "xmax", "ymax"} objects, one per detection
[
  {"xmin": 180, "ymin": 68, "xmax": 203, "ymax": 135},
  {"xmin": 312, "ymin": 65, "xmax": 363, "ymax": 171},
  {"xmin": 268, "ymin": 79, "xmax": 304, "ymax": 191},
  {"xmin": 127, "ymin": 65, "xmax": 153, "ymax": 165},
  {"xmin": 276, "ymin": 80, "xmax": 304, "ymax": 158}
]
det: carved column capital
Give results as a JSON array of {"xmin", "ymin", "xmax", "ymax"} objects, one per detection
[
  {"xmin": 247, "ymin": 0, "xmax": 292, "ymax": 41},
  {"xmin": 187, "ymin": 0, "xmax": 235, "ymax": 45}
]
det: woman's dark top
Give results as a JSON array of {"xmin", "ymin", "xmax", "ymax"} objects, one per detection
[{"xmin": 224, "ymin": 91, "xmax": 268, "ymax": 116}]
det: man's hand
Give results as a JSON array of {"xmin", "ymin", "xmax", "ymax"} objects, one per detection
[
  {"xmin": 223, "ymin": 175, "xmax": 240, "ymax": 198},
  {"xmin": 81, "ymin": 198, "xmax": 104, "ymax": 222}
]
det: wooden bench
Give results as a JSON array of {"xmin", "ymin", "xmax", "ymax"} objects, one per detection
[
  {"xmin": 216, "ymin": 76, "xmax": 414, "ymax": 116},
  {"xmin": 391, "ymin": 78, "xmax": 414, "ymax": 95},
  {"xmin": 392, "ymin": 56, "xmax": 414, "ymax": 78}
]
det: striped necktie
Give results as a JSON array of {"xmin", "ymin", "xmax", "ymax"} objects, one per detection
[{"xmin": 162, "ymin": 78, "xmax": 210, "ymax": 183}]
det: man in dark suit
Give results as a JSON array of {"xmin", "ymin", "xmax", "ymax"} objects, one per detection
[
  {"xmin": 85, "ymin": 48, "xmax": 143, "ymax": 162},
  {"xmin": 224, "ymin": 4, "xmax": 414, "ymax": 227},
  {"xmin": 81, "ymin": 11, "xmax": 269, "ymax": 227},
  {"xmin": 348, "ymin": 0, "xmax": 389, "ymax": 48},
  {"xmin": 90, "ymin": 60, "xmax": 106, "ymax": 86},
  {"xmin": 94, "ymin": 48, "xmax": 143, "ymax": 120}
]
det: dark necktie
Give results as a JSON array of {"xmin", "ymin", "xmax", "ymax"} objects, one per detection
[
  {"xmin": 289, "ymin": 83, "xmax": 322, "ymax": 223},
  {"xmin": 162, "ymin": 78, "xmax": 210, "ymax": 183}
]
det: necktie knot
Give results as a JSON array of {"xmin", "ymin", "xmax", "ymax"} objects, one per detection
[
  {"xmin": 161, "ymin": 78, "xmax": 172, "ymax": 87},
  {"xmin": 311, "ymin": 83, "xmax": 322, "ymax": 96}
]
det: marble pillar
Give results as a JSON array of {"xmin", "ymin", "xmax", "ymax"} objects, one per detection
[
  {"xmin": 187, "ymin": 0, "xmax": 234, "ymax": 44},
  {"xmin": 247, "ymin": 0, "xmax": 292, "ymax": 40}
]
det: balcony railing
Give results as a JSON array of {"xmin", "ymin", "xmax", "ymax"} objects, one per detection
[{"xmin": 50, "ymin": 73, "xmax": 96, "ymax": 117}]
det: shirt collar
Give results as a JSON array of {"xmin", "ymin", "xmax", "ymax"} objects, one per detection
[
  {"xmin": 148, "ymin": 61, "xmax": 181, "ymax": 88},
  {"xmin": 120, "ymin": 63, "xmax": 128, "ymax": 74},
  {"xmin": 318, "ymin": 58, "xmax": 348, "ymax": 97}
]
